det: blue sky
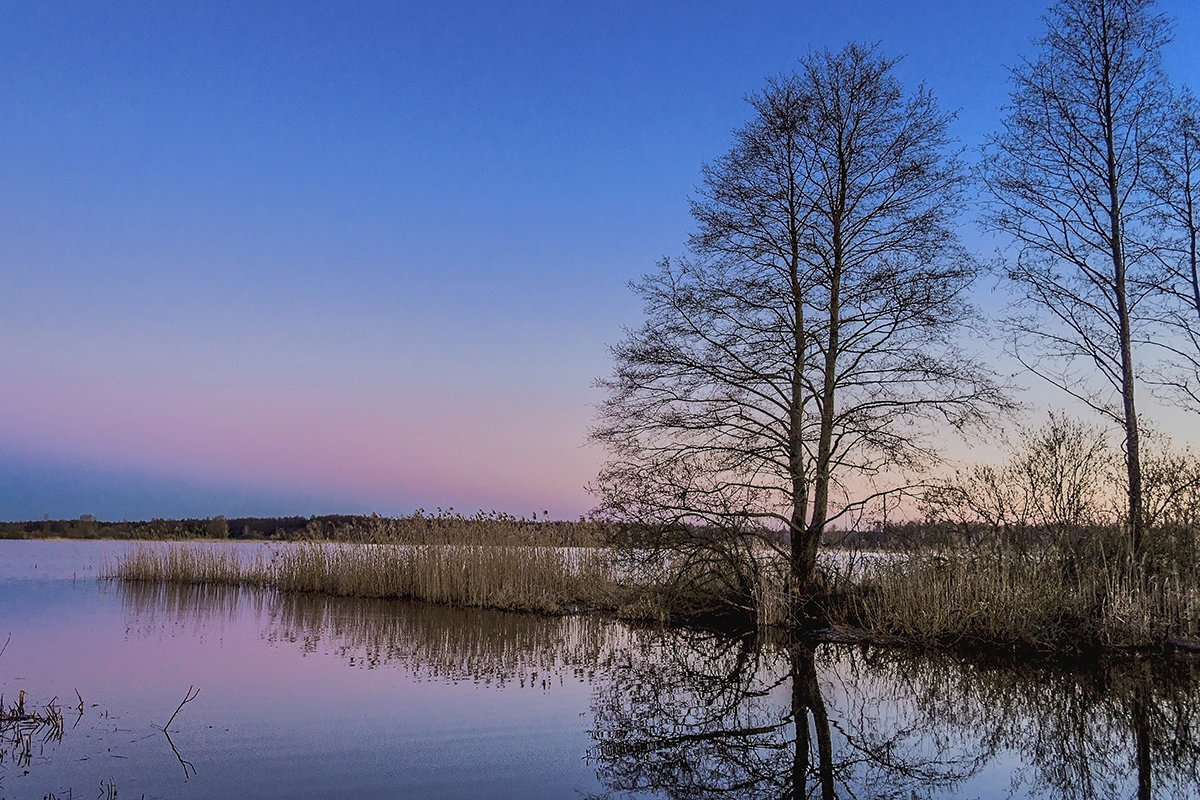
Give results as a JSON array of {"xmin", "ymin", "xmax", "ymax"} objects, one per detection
[{"xmin": 2, "ymin": 1, "xmax": 1198, "ymax": 521}]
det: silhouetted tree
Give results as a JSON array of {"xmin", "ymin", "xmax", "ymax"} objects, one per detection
[
  {"xmin": 592, "ymin": 43, "xmax": 1005, "ymax": 620},
  {"xmin": 922, "ymin": 412, "xmax": 1116, "ymax": 547},
  {"xmin": 982, "ymin": 0, "xmax": 1174, "ymax": 560},
  {"xmin": 1147, "ymin": 88, "xmax": 1200, "ymax": 408}
]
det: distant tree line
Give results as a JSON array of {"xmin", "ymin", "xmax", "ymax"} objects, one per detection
[
  {"xmin": 0, "ymin": 509, "xmax": 612, "ymax": 547},
  {"xmin": 0, "ymin": 514, "xmax": 313, "ymax": 540}
]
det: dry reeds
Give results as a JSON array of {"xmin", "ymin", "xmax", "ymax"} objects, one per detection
[
  {"xmin": 842, "ymin": 531, "xmax": 1200, "ymax": 653},
  {"xmin": 108, "ymin": 539, "xmax": 623, "ymax": 615},
  {"xmin": 297, "ymin": 509, "xmax": 612, "ymax": 547},
  {"xmin": 2, "ymin": 689, "xmax": 68, "ymax": 767},
  {"xmin": 105, "ymin": 512, "xmax": 1200, "ymax": 654},
  {"xmin": 111, "ymin": 543, "xmax": 269, "ymax": 585}
]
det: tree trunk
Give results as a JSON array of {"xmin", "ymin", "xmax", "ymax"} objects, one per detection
[
  {"xmin": 799, "ymin": 208, "xmax": 843, "ymax": 619},
  {"xmin": 1101, "ymin": 38, "xmax": 1144, "ymax": 562},
  {"xmin": 791, "ymin": 641, "xmax": 835, "ymax": 800},
  {"xmin": 789, "ymin": 188, "xmax": 815, "ymax": 616}
]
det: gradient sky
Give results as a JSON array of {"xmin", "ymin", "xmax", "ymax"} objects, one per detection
[{"xmin": 3, "ymin": 1, "xmax": 1199, "ymax": 522}]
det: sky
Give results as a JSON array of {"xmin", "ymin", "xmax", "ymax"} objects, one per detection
[{"xmin": 2, "ymin": 1, "xmax": 1199, "ymax": 522}]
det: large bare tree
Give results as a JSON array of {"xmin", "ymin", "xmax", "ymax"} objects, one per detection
[
  {"xmin": 981, "ymin": 0, "xmax": 1173, "ymax": 560},
  {"xmin": 592, "ymin": 44, "xmax": 1005, "ymax": 619}
]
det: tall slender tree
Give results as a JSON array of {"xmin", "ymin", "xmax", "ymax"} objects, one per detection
[
  {"xmin": 981, "ymin": 0, "xmax": 1173, "ymax": 559},
  {"xmin": 592, "ymin": 44, "xmax": 1004, "ymax": 618},
  {"xmin": 1147, "ymin": 88, "xmax": 1200, "ymax": 408}
]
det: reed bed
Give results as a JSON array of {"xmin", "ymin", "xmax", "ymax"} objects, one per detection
[
  {"xmin": 300, "ymin": 510, "xmax": 613, "ymax": 548},
  {"xmin": 844, "ymin": 537, "xmax": 1200, "ymax": 654},
  {"xmin": 603, "ymin": 533, "xmax": 1200, "ymax": 653},
  {"xmin": 106, "ymin": 515, "xmax": 1200, "ymax": 654},
  {"xmin": 109, "ymin": 541, "xmax": 624, "ymax": 615},
  {"xmin": 113, "ymin": 542, "xmax": 270, "ymax": 585}
]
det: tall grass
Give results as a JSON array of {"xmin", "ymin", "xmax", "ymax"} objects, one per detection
[
  {"xmin": 107, "ymin": 513, "xmax": 1200, "ymax": 653},
  {"xmin": 607, "ymin": 527, "xmax": 1200, "ymax": 653},
  {"xmin": 113, "ymin": 543, "xmax": 269, "ymax": 585},
  {"xmin": 109, "ymin": 540, "xmax": 622, "ymax": 615},
  {"xmin": 840, "ymin": 528, "xmax": 1200, "ymax": 653}
]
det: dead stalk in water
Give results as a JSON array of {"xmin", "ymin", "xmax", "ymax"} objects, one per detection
[{"xmin": 163, "ymin": 685, "xmax": 199, "ymax": 730}]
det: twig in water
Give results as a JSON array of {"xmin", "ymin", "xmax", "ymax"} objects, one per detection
[
  {"xmin": 69, "ymin": 688, "xmax": 87, "ymax": 730},
  {"xmin": 163, "ymin": 685, "xmax": 199, "ymax": 730},
  {"xmin": 157, "ymin": 686, "xmax": 200, "ymax": 778},
  {"xmin": 163, "ymin": 727, "xmax": 197, "ymax": 779},
  {"xmin": 0, "ymin": 632, "xmax": 10, "ymax": 658}
]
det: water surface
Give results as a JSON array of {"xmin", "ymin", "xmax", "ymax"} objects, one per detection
[{"xmin": 1, "ymin": 540, "xmax": 1197, "ymax": 799}]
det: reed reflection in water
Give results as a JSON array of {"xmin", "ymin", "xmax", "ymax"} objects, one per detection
[
  {"xmin": 117, "ymin": 580, "xmax": 631, "ymax": 687},
  {"xmin": 114, "ymin": 582, "xmax": 1200, "ymax": 800}
]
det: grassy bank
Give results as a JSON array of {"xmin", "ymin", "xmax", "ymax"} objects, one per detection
[
  {"xmin": 604, "ymin": 529, "xmax": 1200, "ymax": 655},
  {"xmin": 103, "ymin": 513, "xmax": 640, "ymax": 615}
]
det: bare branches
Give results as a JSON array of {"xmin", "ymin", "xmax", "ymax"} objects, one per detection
[
  {"xmin": 981, "ymin": 0, "xmax": 1175, "ymax": 555},
  {"xmin": 1144, "ymin": 87, "xmax": 1200, "ymax": 408},
  {"xmin": 923, "ymin": 413, "xmax": 1118, "ymax": 542},
  {"xmin": 593, "ymin": 43, "xmax": 1006, "ymax": 608},
  {"xmin": 152, "ymin": 684, "xmax": 200, "ymax": 778}
]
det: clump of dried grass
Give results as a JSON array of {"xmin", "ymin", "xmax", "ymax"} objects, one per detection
[
  {"xmin": 108, "ymin": 512, "xmax": 1200, "ymax": 654},
  {"xmin": 109, "ymin": 537, "xmax": 624, "ymax": 615},
  {"xmin": 842, "ymin": 529, "xmax": 1200, "ymax": 654},
  {"xmin": 2, "ymin": 689, "xmax": 69, "ymax": 766}
]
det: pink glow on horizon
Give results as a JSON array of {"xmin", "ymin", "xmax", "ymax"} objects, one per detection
[{"xmin": 1, "ymin": 358, "xmax": 601, "ymax": 517}]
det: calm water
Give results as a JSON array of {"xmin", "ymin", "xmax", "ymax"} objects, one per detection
[{"xmin": 1, "ymin": 540, "xmax": 1198, "ymax": 800}]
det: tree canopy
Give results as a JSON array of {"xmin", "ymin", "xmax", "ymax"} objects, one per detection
[{"xmin": 592, "ymin": 43, "xmax": 1006, "ymax": 612}]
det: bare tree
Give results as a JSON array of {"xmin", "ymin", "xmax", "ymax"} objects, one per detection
[
  {"xmin": 923, "ymin": 412, "xmax": 1116, "ymax": 547},
  {"xmin": 1016, "ymin": 412, "xmax": 1116, "ymax": 536},
  {"xmin": 592, "ymin": 43, "xmax": 1005, "ymax": 619},
  {"xmin": 1147, "ymin": 88, "xmax": 1200, "ymax": 407},
  {"xmin": 1138, "ymin": 428, "xmax": 1200, "ymax": 531},
  {"xmin": 981, "ymin": 0, "xmax": 1174, "ymax": 560}
]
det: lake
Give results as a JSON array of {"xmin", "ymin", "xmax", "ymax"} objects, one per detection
[{"xmin": 2, "ymin": 540, "xmax": 1198, "ymax": 799}]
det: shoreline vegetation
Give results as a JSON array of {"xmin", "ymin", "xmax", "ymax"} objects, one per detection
[{"xmin": 11, "ymin": 510, "xmax": 1189, "ymax": 661}]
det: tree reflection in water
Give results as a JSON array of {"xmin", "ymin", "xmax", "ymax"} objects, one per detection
[
  {"xmin": 585, "ymin": 629, "xmax": 979, "ymax": 799},
  {"xmin": 116, "ymin": 583, "xmax": 1200, "ymax": 799},
  {"xmin": 870, "ymin": 648, "xmax": 1200, "ymax": 800},
  {"xmin": 585, "ymin": 627, "xmax": 1200, "ymax": 800}
]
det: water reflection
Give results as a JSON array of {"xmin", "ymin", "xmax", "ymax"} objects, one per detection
[
  {"xmin": 113, "ymin": 582, "xmax": 1200, "ymax": 800},
  {"xmin": 586, "ymin": 631, "xmax": 1200, "ymax": 800},
  {"xmin": 1, "ymin": 694, "xmax": 69, "ymax": 771},
  {"xmin": 870, "ymin": 649, "xmax": 1200, "ymax": 800},
  {"xmin": 116, "ymin": 580, "xmax": 629, "ymax": 687},
  {"xmin": 585, "ymin": 631, "xmax": 979, "ymax": 799}
]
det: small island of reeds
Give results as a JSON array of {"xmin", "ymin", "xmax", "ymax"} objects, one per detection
[{"xmin": 64, "ymin": 507, "xmax": 1200, "ymax": 661}]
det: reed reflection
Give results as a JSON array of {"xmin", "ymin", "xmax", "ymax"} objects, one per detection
[
  {"xmin": 112, "ymin": 579, "xmax": 266, "ymax": 641},
  {"xmin": 260, "ymin": 590, "xmax": 634, "ymax": 688},
  {"xmin": 115, "ymin": 581, "xmax": 631, "ymax": 688},
  {"xmin": 114, "ymin": 582, "xmax": 1200, "ymax": 799}
]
